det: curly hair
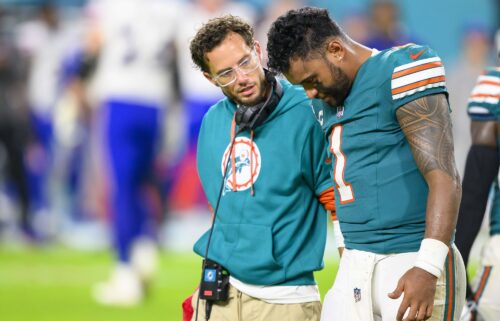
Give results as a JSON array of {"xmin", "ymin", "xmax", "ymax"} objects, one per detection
[
  {"xmin": 190, "ymin": 15, "xmax": 254, "ymax": 73},
  {"xmin": 267, "ymin": 7, "xmax": 345, "ymax": 73}
]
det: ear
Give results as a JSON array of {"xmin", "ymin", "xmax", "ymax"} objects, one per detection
[
  {"xmin": 203, "ymin": 71, "xmax": 218, "ymax": 87},
  {"xmin": 326, "ymin": 39, "xmax": 345, "ymax": 61},
  {"xmin": 254, "ymin": 40, "xmax": 263, "ymax": 61}
]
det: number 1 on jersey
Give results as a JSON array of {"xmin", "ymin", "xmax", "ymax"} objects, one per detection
[{"xmin": 330, "ymin": 125, "xmax": 355, "ymax": 204}]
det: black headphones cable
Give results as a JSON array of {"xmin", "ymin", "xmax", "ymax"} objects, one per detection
[{"xmin": 194, "ymin": 126, "xmax": 244, "ymax": 321}]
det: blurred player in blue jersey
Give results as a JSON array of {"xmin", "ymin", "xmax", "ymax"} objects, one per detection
[
  {"xmin": 83, "ymin": 0, "xmax": 179, "ymax": 306},
  {"xmin": 267, "ymin": 7, "xmax": 466, "ymax": 321},
  {"xmin": 22, "ymin": 4, "xmax": 68, "ymax": 239},
  {"xmin": 455, "ymin": 62, "xmax": 500, "ymax": 321}
]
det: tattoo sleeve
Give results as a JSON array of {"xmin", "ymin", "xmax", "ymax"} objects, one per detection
[{"xmin": 396, "ymin": 94, "xmax": 460, "ymax": 183}]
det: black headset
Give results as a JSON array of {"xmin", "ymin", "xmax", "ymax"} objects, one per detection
[{"xmin": 234, "ymin": 70, "xmax": 283, "ymax": 131}]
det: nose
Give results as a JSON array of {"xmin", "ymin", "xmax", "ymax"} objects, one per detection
[
  {"xmin": 234, "ymin": 67, "xmax": 250, "ymax": 83},
  {"xmin": 305, "ymin": 87, "xmax": 318, "ymax": 99}
]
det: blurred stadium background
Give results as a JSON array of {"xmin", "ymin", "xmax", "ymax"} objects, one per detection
[{"xmin": 0, "ymin": 0, "xmax": 498, "ymax": 320}]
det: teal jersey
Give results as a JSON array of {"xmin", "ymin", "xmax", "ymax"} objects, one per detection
[
  {"xmin": 467, "ymin": 67, "xmax": 500, "ymax": 235},
  {"xmin": 311, "ymin": 44, "xmax": 448, "ymax": 254},
  {"xmin": 194, "ymin": 79, "xmax": 332, "ymax": 286}
]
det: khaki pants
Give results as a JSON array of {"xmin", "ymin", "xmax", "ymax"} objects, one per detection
[{"xmin": 191, "ymin": 284, "xmax": 321, "ymax": 321}]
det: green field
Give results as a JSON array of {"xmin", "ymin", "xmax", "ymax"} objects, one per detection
[{"xmin": 0, "ymin": 247, "xmax": 339, "ymax": 321}]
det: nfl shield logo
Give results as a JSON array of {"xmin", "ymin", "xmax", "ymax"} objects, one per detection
[
  {"xmin": 354, "ymin": 288, "xmax": 361, "ymax": 302},
  {"xmin": 336, "ymin": 106, "xmax": 344, "ymax": 118}
]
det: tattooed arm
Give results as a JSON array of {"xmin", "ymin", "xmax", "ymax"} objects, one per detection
[
  {"xmin": 389, "ymin": 93, "xmax": 462, "ymax": 321},
  {"xmin": 396, "ymin": 93, "xmax": 461, "ymax": 244}
]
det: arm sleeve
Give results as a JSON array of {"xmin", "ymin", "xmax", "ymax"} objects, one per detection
[
  {"xmin": 196, "ymin": 115, "xmax": 215, "ymax": 207},
  {"xmin": 455, "ymin": 145, "xmax": 499, "ymax": 266}
]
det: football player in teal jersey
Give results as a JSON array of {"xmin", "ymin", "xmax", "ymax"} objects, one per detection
[
  {"xmin": 267, "ymin": 7, "xmax": 466, "ymax": 321},
  {"xmin": 184, "ymin": 15, "xmax": 336, "ymax": 321},
  {"xmin": 455, "ymin": 65, "xmax": 500, "ymax": 321}
]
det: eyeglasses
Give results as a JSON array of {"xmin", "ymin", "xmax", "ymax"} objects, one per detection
[{"xmin": 212, "ymin": 50, "xmax": 260, "ymax": 87}]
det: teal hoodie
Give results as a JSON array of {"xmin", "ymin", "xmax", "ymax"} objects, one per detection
[{"xmin": 194, "ymin": 79, "xmax": 332, "ymax": 286}]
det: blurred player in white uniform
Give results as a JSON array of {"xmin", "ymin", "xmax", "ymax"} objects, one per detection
[
  {"xmin": 17, "ymin": 4, "xmax": 75, "ymax": 238},
  {"xmin": 84, "ymin": 0, "xmax": 179, "ymax": 306}
]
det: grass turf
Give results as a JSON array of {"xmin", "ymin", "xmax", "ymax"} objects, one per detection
[
  {"xmin": 0, "ymin": 247, "xmax": 338, "ymax": 321},
  {"xmin": 0, "ymin": 246, "xmax": 479, "ymax": 321}
]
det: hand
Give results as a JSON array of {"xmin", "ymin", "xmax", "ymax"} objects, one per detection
[
  {"xmin": 388, "ymin": 267, "xmax": 437, "ymax": 321},
  {"xmin": 338, "ymin": 247, "xmax": 344, "ymax": 257}
]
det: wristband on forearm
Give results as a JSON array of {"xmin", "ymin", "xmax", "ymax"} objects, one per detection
[
  {"xmin": 333, "ymin": 220, "xmax": 345, "ymax": 248},
  {"xmin": 414, "ymin": 238, "xmax": 449, "ymax": 278}
]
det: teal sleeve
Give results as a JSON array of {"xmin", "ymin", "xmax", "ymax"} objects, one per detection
[
  {"xmin": 300, "ymin": 120, "xmax": 333, "ymax": 196},
  {"xmin": 390, "ymin": 45, "xmax": 448, "ymax": 112},
  {"xmin": 196, "ymin": 116, "xmax": 214, "ymax": 208},
  {"xmin": 467, "ymin": 104, "xmax": 497, "ymax": 122},
  {"xmin": 467, "ymin": 67, "xmax": 500, "ymax": 122}
]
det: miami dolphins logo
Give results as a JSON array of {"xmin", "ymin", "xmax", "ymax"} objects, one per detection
[{"xmin": 221, "ymin": 137, "xmax": 261, "ymax": 194}]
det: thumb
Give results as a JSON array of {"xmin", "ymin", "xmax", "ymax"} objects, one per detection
[{"xmin": 388, "ymin": 279, "xmax": 404, "ymax": 299}]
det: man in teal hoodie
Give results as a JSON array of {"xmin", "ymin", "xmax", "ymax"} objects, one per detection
[{"xmin": 185, "ymin": 15, "xmax": 336, "ymax": 321}]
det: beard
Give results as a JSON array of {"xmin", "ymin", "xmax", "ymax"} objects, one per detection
[{"xmin": 316, "ymin": 59, "xmax": 351, "ymax": 107}]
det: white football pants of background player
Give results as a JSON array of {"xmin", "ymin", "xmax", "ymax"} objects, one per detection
[{"xmin": 469, "ymin": 235, "xmax": 500, "ymax": 321}]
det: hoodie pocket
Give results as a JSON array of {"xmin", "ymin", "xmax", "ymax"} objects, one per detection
[{"xmin": 225, "ymin": 223, "xmax": 285, "ymax": 285}]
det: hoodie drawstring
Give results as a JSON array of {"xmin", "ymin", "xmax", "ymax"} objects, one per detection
[
  {"xmin": 249, "ymin": 130, "xmax": 255, "ymax": 196},
  {"xmin": 229, "ymin": 113, "xmax": 255, "ymax": 196},
  {"xmin": 230, "ymin": 115, "xmax": 237, "ymax": 192}
]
